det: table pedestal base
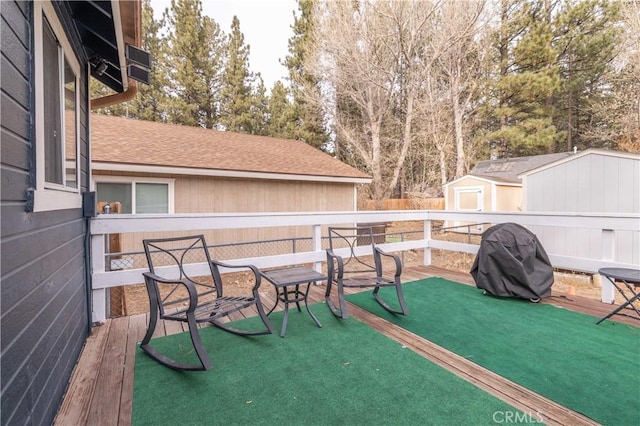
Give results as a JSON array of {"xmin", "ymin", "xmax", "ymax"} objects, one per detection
[{"xmin": 596, "ymin": 268, "xmax": 640, "ymax": 325}]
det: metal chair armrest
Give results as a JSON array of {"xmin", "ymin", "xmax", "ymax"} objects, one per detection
[
  {"xmin": 326, "ymin": 249, "xmax": 345, "ymax": 279},
  {"xmin": 209, "ymin": 260, "xmax": 262, "ymax": 291},
  {"xmin": 374, "ymin": 246, "xmax": 403, "ymax": 277},
  {"xmin": 142, "ymin": 272, "xmax": 198, "ymax": 312}
]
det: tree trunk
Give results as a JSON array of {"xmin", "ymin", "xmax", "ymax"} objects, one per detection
[
  {"xmin": 452, "ymin": 93, "xmax": 466, "ymax": 178},
  {"xmin": 388, "ymin": 92, "xmax": 415, "ymax": 196},
  {"xmin": 439, "ymin": 145, "xmax": 448, "ymax": 187}
]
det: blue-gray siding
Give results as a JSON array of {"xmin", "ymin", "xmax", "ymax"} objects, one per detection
[{"xmin": 1, "ymin": 2, "xmax": 90, "ymax": 425}]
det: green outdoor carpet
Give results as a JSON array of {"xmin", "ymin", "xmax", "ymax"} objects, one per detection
[
  {"xmin": 133, "ymin": 306, "xmax": 527, "ymax": 425},
  {"xmin": 347, "ymin": 278, "xmax": 640, "ymax": 426}
]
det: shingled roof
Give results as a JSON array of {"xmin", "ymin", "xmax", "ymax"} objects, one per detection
[
  {"xmin": 470, "ymin": 152, "xmax": 572, "ymax": 183},
  {"xmin": 91, "ymin": 114, "xmax": 370, "ymax": 183}
]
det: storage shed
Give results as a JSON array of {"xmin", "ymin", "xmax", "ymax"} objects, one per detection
[
  {"xmin": 90, "ymin": 114, "xmax": 371, "ymax": 253},
  {"xmin": 443, "ymin": 152, "xmax": 571, "ymax": 232},
  {"xmin": 519, "ymin": 149, "xmax": 640, "ymax": 266}
]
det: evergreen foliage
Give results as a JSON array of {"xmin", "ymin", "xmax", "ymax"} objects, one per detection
[
  {"xmin": 552, "ymin": 0, "xmax": 621, "ymax": 151},
  {"xmin": 284, "ymin": 0, "xmax": 329, "ymax": 150},
  {"xmin": 486, "ymin": 0, "xmax": 622, "ymax": 158},
  {"xmin": 268, "ymin": 81, "xmax": 296, "ymax": 138},
  {"xmin": 163, "ymin": 0, "xmax": 224, "ymax": 128},
  {"xmin": 219, "ymin": 16, "xmax": 256, "ymax": 132}
]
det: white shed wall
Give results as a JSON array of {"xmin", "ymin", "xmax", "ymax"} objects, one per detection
[
  {"xmin": 523, "ymin": 152, "xmax": 640, "ymax": 266},
  {"xmin": 524, "ymin": 153, "xmax": 640, "ymax": 213}
]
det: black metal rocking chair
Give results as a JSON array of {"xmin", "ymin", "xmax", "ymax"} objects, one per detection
[
  {"xmin": 141, "ymin": 235, "xmax": 273, "ymax": 371},
  {"xmin": 325, "ymin": 226, "xmax": 408, "ymax": 319}
]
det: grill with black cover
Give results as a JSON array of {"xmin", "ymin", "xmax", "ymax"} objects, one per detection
[{"xmin": 470, "ymin": 223, "xmax": 554, "ymax": 302}]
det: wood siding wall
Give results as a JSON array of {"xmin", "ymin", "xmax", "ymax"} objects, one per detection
[
  {"xmin": 1, "ymin": 2, "xmax": 90, "ymax": 425},
  {"xmin": 93, "ymin": 172, "xmax": 357, "ymax": 257},
  {"xmin": 495, "ymin": 185, "xmax": 522, "ymax": 211},
  {"xmin": 445, "ymin": 177, "xmax": 487, "ymax": 210},
  {"xmin": 445, "ymin": 177, "xmax": 523, "ymax": 232},
  {"xmin": 524, "ymin": 153, "xmax": 640, "ymax": 265}
]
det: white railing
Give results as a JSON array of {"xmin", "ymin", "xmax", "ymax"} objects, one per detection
[{"xmin": 90, "ymin": 210, "xmax": 640, "ymax": 322}]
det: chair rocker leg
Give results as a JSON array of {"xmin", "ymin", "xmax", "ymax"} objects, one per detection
[
  {"xmin": 325, "ymin": 282, "xmax": 349, "ymax": 319},
  {"xmin": 211, "ymin": 304, "xmax": 274, "ymax": 336},
  {"xmin": 140, "ymin": 311, "xmax": 212, "ymax": 371},
  {"xmin": 372, "ymin": 285, "xmax": 408, "ymax": 316}
]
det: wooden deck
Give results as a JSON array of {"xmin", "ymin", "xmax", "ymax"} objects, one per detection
[{"xmin": 54, "ymin": 266, "xmax": 636, "ymax": 426}]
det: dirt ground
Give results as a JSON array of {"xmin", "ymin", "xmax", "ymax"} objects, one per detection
[{"xmin": 116, "ymin": 221, "xmax": 608, "ymax": 317}]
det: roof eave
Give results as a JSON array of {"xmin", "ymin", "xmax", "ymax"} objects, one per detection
[
  {"xmin": 443, "ymin": 174, "xmax": 521, "ymax": 188},
  {"xmin": 92, "ymin": 162, "xmax": 372, "ymax": 184}
]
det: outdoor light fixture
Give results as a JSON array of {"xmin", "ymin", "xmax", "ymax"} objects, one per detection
[{"xmin": 94, "ymin": 59, "xmax": 108, "ymax": 76}]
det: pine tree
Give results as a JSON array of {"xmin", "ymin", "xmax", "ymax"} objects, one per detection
[
  {"xmin": 218, "ymin": 16, "xmax": 255, "ymax": 132},
  {"xmin": 249, "ymin": 75, "xmax": 270, "ymax": 135},
  {"xmin": 284, "ymin": 0, "xmax": 328, "ymax": 150},
  {"xmin": 267, "ymin": 81, "xmax": 296, "ymax": 138},
  {"xmin": 487, "ymin": 0, "xmax": 562, "ymax": 157},
  {"xmin": 552, "ymin": 0, "xmax": 621, "ymax": 150},
  {"xmin": 164, "ymin": 0, "xmax": 224, "ymax": 128}
]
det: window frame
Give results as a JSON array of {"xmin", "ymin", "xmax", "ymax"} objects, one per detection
[
  {"xmin": 93, "ymin": 176, "xmax": 175, "ymax": 215},
  {"xmin": 32, "ymin": 1, "xmax": 82, "ymax": 212}
]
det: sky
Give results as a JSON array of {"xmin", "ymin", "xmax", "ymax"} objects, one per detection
[{"xmin": 151, "ymin": 0, "xmax": 298, "ymax": 89}]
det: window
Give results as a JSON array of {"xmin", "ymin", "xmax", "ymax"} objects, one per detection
[
  {"xmin": 32, "ymin": 2, "xmax": 81, "ymax": 211},
  {"xmin": 95, "ymin": 179, "xmax": 174, "ymax": 214}
]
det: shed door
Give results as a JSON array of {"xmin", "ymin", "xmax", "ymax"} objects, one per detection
[
  {"xmin": 454, "ymin": 187, "xmax": 484, "ymax": 232},
  {"xmin": 455, "ymin": 187, "xmax": 483, "ymax": 211}
]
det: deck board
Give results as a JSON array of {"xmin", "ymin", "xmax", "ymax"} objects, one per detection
[
  {"xmin": 54, "ymin": 320, "xmax": 111, "ymax": 425},
  {"xmin": 54, "ymin": 266, "xmax": 636, "ymax": 425},
  {"xmin": 86, "ymin": 317, "xmax": 129, "ymax": 426},
  {"xmin": 118, "ymin": 314, "xmax": 147, "ymax": 426}
]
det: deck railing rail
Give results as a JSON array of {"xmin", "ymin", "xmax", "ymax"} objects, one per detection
[{"xmin": 90, "ymin": 210, "xmax": 640, "ymax": 322}]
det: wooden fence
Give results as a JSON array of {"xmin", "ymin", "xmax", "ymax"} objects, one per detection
[{"xmin": 361, "ymin": 198, "xmax": 444, "ymax": 211}]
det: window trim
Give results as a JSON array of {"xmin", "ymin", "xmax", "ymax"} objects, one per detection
[
  {"xmin": 93, "ymin": 176, "xmax": 175, "ymax": 214},
  {"xmin": 32, "ymin": 1, "xmax": 82, "ymax": 212},
  {"xmin": 454, "ymin": 186, "xmax": 484, "ymax": 212}
]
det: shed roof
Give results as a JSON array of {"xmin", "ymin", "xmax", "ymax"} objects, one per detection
[
  {"xmin": 91, "ymin": 114, "xmax": 371, "ymax": 183},
  {"xmin": 518, "ymin": 148, "xmax": 640, "ymax": 178},
  {"xmin": 470, "ymin": 152, "xmax": 572, "ymax": 183}
]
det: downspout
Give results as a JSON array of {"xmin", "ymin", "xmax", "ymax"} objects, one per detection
[
  {"xmin": 84, "ymin": 70, "xmax": 95, "ymax": 333},
  {"xmin": 85, "ymin": 0, "xmax": 142, "ymax": 328},
  {"xmin": 85, "ymin": 79, "xmax": 138, "ymax": 329},
  {"xmin": 90, "ymin": 79, "xmax": 138, "ymax": 110}
]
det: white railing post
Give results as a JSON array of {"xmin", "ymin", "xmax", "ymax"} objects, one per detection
[
  {"xmin": 91, "ymin": 233, "xmax": 108, "ymax": 323},
  {"xmin": 423, "ymin": 219, "xmax": 432, "ymax": 266},
  {"xmin": 312, "ymin": 224, "xmax": 322, "ymax": 274},
  {"xmin": 600, "ymin": 229, "xmax": 615, "ymax": 304}
]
